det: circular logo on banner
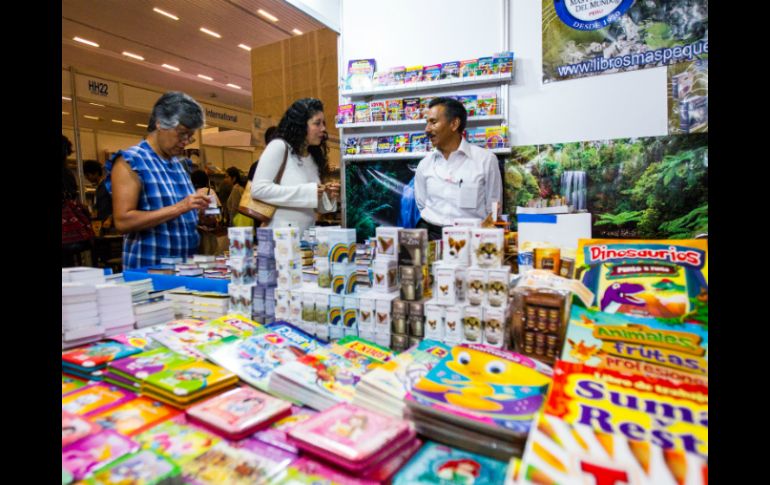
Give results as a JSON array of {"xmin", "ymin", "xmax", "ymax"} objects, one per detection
[{"xmin": 554, "ymin": 0, "xmax": 634, "ymax": 31}]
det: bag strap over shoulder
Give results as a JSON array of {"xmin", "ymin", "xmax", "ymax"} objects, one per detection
[{"xmin": 273, "ymin": 139, "xmax": 290, "ymax": 185}]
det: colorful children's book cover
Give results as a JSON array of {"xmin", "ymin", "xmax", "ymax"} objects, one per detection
[
  {"xmin": 545, "ymin": 360, "xmax": 708, "ymax": 458},
  {"xmin": 423, "ymin": 64, "xmax": 442, "ymax": 82},
  {"xmin": 182, "ymin": 442, "xmax": 291, "ymax": 485},
  {"xmin": 393, "ymin": 133, "xmax": 410, "ymax": 153},
  {"xmin": 355, "ymin": 103, "xmax": 371, "ymax": 124},
  {"xmin": 344, "ymin": 137, "xmax": 360, "ymax": 155},
  {"xmin": 477, "ymin": 56, "xmax": 496, "ymax": 76},
  {"xmin": 289, "ymin": 402, "xmax": 410, "ymax": 462},
  {"xmin": 135, "ymin": 417, "xmax": 220, "ymax": 465},
  {"xmin": 390, "ymin": 66, "xmax": 406, "ymax": 85},
  {"xmin": 276, "ymin": 457, "xmax": 379, "ymax": 485},
  {"xmin": 574, "ymin": 239, "xmax": 709, "ymax": 325},
  {"xmin": 208, "ymin": 314, "xmax": 261, "ymax": 335},
  {"xmin": 62, "ymin": 429, "xmax": 139, "ymax": 481},
  {"xmin": 204, "ymin": 323, "xmax": 326, "ymax": 390},
  {"xmin": 62, "ymin": 342, "xmax": 142, "ymax": 369},
  {"xmin": 403, "ymin": 97, "xmax": 421, "ymax": 120},
  {"xmin": 62, "ymin": 383, "xmax": 137, "ymax": 417},
  {"xmin": 88, "ymin": 396, "xmax": 180, "ymax": 436},
  {"xmin": 360, "ymin": 340, "xmax": 450, "ymax": 401},
  {"xmin": 107, "ymin": 326, "xmax": 165, "ymax": 351},
  {"xmin": 377, "ymin": 136, "xmax": 395, "ymax": 154},
  {"xmin": 143, "ymin": 361, "xmax": 236, "ymax": 397},
  {"xmin": 460, "ymin": 59, "xmax": 479, "ymax": 78},
  {"xmin": 346, "ymin": 59, "xmax": 376, "ymax": 90},
  {"xmin": 407, "ymin": 344, "xmax": 553, "ymax": 434},
  {"xmin": 386, "ymin": 99, "xmax": 404, "ymax": 121},
  {"xmin": 251, "ymin": 405, "xmax": 319, "ymax": 453},
  {"xmin": 337, "ymin": 104, "xmax": 355, "ymax": 125},
  {"xmin": 392, "ymin": 441, "xmax": 508, "ymax": 485},
  {"xmin": 85, "ymin": 449, "xmax": 180, "ymax": 485},
  {"xmin": 109, "ymin": 347, "xmax": 195, "ymax": 383},
  {"xmin": 370, "ymin": 101, "xmax": 386, "ymax": 122},
  {"xmin": 419, "ymin": 97, "xmax": 434, "ymax": 119},
  {"xmin": 517, "ymin": 412, "xmax": 708, "ymax": 485},
  {"xmin": 404, "ymin": 65, "xmax": 424, "ymax": 84},
  {"xmin": 63, "ymin": 410, "xmax": 102, "ymax": 447},
  {"xmin": 441, "ymin": 61, "xmax": 460, "ymax": 79},
  {"xmin": 336, "ymin": 335, "xmax": 394, "ymax": 365},
  {"xmin": 360, "ymin": 137, "xmax": 379, "ymax": 155},
  {"xmin": 234, "ymin": 438, "xmax": 297, "ymax": 466},
  {"xmin": 493, "ymin": 51, "xmax": 515, "ymax": 74},
  {"xmin": 477, "ymin": 94, "xmax": 498, "ymax": 116},
  {"xmin": 485, "ymin": 126, "xmax": 508, "ymax": 148},
  {"xmin": 186, "ymin": 386, "xmax": 292, "ymax": 436},
  {"xmin": 457, "ymin": 95, "xmax": 478, "ymax": 117},
  {"xmin": 410, "ymin": 133, "xmax": 429, "ymax": 152},
  {"xmin": 151, "ymin": 321, "xmax": 248, "ymax": 359},
  {"xmin": 63, "ymin": 375, "xmax": 88, "ymax": 395},
  {"xmin": 62, "ymin": 468, "xmax": 73, "ymax": 485},
  {"xmin": 562, "ymin": 305, "xmax": 708, "ymax": 387}
]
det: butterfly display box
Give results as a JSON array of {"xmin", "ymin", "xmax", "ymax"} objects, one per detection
[{"xmin": 510, "ymin": 285, "xmax": 571, "ymax": 366}]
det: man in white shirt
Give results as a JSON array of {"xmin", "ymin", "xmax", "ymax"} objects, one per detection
[{"xmin": 414, "ymin": 97, "xmax": 503, "ymax": 239}]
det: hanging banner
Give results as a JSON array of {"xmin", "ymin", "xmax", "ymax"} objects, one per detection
[
  {"xmin": 543, "ymin": 0, "xmax": 708, "ymax": 83},
  {"xmin": 668, "ymin": 59, "xmax": 708, "ymax": 134},
  {"xmin": 504, "ymin": 134, "xmax": 708, "ymax": 239}
]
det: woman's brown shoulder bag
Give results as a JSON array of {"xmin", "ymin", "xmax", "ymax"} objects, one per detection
[{"xmin": 238, "ymin": 140, "xmax": 289, "ymax": 224}]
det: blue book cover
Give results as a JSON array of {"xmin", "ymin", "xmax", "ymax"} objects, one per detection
[{"xmin": 393, "ymin": 441, "xmax": 507, "ymax": 485}]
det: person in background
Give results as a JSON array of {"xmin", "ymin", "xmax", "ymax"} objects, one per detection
[
  {"xmin": 191, "ymin": 169, "xmax": 223, "ymax": 255},
  {"xmin": 106, "ymin": 91, "xmax": 210, "ymax": 269},
  {"xmin": 216, "ymin": 165, "xmax": 234, "ymax": 218},
  {"xmin": 224, "ymin": 167, "xmax": 249, "ymax": 227},
  {"xmin": 83, "ymin": 160, "xmax": 103, "ymax": 187},
  {"xmin": 62, "ymin": 134, "xmax": 92, "ymax": 266},
  {"xmin": 249, "ymin": 100, "xmax": 339, "ymax": 233},
  {"xmin": 414, "ymin": 97, "xmax": 503, "ymax": 240}
]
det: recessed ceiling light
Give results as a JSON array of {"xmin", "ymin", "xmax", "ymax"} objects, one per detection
[
  {"xmin": 197, "ymin": 74, "xmax": 213, "ymax": 81},
  {"xmin": 162, "ymin": 64, "xmax": 180, "ymax": 71},
  {"xmin": 122, "ymin": 51, "xmax": 144, "ymax": 61},
  {"xmin": 226, "ymin": 83, "xmax": 242, "ymax": 90},
  {"xmin": 153, "ymin": 7, "xmax": 179, "ymax": 20},
  {"xmin": 257, "ymin": 9, "xmax": 278, "ymax": 22},
  {"xmin": 111, "ymin": 119, "xmax": 125, "ymax": 124},
  {"xmin": 74, "ymin": 37, "xmax": 99, "ymax": 48},
  {"xmin": 62, "ymin": 111, "xmax": 70, "ymax": 115},
  {"xmin": 84, "ymin": 115, "xmax": 100, "ymax": 120},
  {"xmin": 292, "ymin": 29, "xmax": 303, "ymax": 35},
  {"xmin": 62, "ymin": 96, "xmax": 71, "ymax": 101},
  {"xmin": 136, "ymin": 123, "xmax": 148, "ymax": 128},
  {"xmin": 238, "ymin": 44, "xmax": 252, "ymax": 51},
  {"xmin": 200, "ymin": 27, "xmax": 221, "ymax": 38},
  {"xmin": 89, "ymin": 103, "xmax": 105, "ymax": 107}
]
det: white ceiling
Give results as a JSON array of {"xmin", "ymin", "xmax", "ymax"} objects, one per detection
[{"xmin": 62, "ymin": 0, "xmax": 327, "ymax": 134}]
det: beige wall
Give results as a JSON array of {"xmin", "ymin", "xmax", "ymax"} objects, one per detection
[
  {"xmin": 63, "ymin": 127, "xmax": 98, "ymax": 161},
  {"xmin": 202, "ymin": 146, "xmax": 257, "ymax": 172},
  {"xmin": 63, "ymin": 127, "xmax": 143, "ymax": 163}
]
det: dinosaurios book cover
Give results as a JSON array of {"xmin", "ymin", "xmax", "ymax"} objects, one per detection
[
  {"xmin": 574, "ymin": 239, "xmax": 708, "ymax": 325},
  {"xmin": 562, "ymin": 305, "xmax": 708, "ymax": 387}
]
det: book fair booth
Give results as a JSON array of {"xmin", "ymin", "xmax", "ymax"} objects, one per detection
[{"xmin": 61, "ymin": 1, "xmax": 709, "ymax": 483}]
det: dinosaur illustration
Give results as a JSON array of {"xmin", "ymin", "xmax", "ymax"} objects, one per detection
[
  {"xmin": 652, "ymin": 279, "xmax": 686, "ymax": 292},
  {"xmin": 600, "ymin": 283, "xmax": 645, "ymax": 311}
]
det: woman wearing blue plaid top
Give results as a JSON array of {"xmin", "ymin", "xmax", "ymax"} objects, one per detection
[{"xmin": 106, "ymin": 92, "xmax": 211, "ymax": 269}]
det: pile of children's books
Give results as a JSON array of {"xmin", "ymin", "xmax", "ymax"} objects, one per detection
[
  {"xmin": 104, "ymin": 347, "xmax": 194, "ymax": 391},
  {"xmin": 96, "ymin": 284, "xmax": 135, "ymax": 335},
  {"xmin": 141, "ymin": 360, "xmax": 238, "ymax": 409},
  {"xmin": 62, "ymin": 283, "xmax": 104, "ymax": 349},
  {"xmin": 405, "ymin": 343, "xmax": 553, "ymax": 460},
  {"xmin": 149, "ymin": 315, "xmax": 259, "ymax": 359},
  {"xmin": 62, "ymin": 341, "xmax": 142, "ymax": 381}
]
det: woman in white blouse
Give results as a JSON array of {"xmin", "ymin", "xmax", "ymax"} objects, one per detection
[{"xmin": 250, "ymin": 98, "xmax": 339, "ymax": 233}]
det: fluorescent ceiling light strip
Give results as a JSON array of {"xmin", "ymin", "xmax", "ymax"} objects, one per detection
[
  {"xmin": 136, "ymin": 123, "xmax": 148, "ymax": 128},
  {"xmin": 200, "ymin": 27, "xmax": 221, "ymax": 38},
  {"xmin": 84, "ymin": 115, "xmax": 100, "ymax": 120},
  {"xmin": 257, "ymin": 9, "xmax": 278, "ymax": 22},
  {"xmin": 62, "ymin": 96, "xmax": 71, "ymax": 101},
  {"xmin": 89, "ymin": 103, "xmax": 105, "ymax": 107},
  {"xmin": 62, "ymin": 112, "xmax": 70, "ymax": 115},
  {"xmin": 74, "ymin": 37, "xmax": 99, "ymax": 47},
  {"xmin": 198, "ymin": 74, "xmax": 213, "ymax": 81},
  {"xmin": 153, "ymin": 7, "xmax": 179, "ymax": 20},
  {"xmin": 226, "ymin": 83, "xmax": 241, "ymax": 89},
  {"xmin": 122, "ymin": 51, "xmax": 144, "ymax": 61},
  {"xmin": 111, "ymin": 120, "xmax": 125, "ymax": 124},
  {"xmin": 162, "ymin": 64, "xmax": 180, "ymax": 71},
  {"xmin": 238, "ymin": 44, "xmax": 251, "ymax": 51},
  {"xmin": 292, "ymin": 29, "xmax": 303, "ymax": 35}
]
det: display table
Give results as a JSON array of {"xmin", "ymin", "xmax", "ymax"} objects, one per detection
[{"xmin": 123, "ymin": 268, "xmax": 229, "ymax": 293}]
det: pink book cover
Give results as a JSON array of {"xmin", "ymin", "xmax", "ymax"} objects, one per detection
[
  {"xmin": 61, "ymin": 382, "xmax": 137, "ymax": 417},
  {"xmin": 186, "ymin": 387, "xmax": 292, "ymax": 439},
  {"xmin": 288, "ymin": 403, "xmax": 411, "ymax": 466},
  {"xmin": 62, "ymin": 410, "xmax": 102, "ymax": 447},
  {"xmin": 252, "ymin": 405, "xmax": 318, "ymax": 453},
  {"xmin": 61, "ymin": 429, "xmax": 139, "ymax": 481},
  {"xmin": 291, "ymin": 457, "xmax": 380, "ymax": 485}
]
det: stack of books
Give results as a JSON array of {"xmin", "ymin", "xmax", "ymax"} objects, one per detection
[
  {"xmin": 175, "ymin": 264, "xmax": 203, "ymax": 276},
  {"xmin": 162, "ymin": 288, "xmax": 195, "ymax": 318},
  {"xmin": 288, "ymin": 402, "xmax": 421, "ymax": 483},
  {"xmin": 268, "ymin": 336, "xmax": 392, "ymax": 410},
  {"xmin": 103, "ymin": 347, "xmax": 194, "ymax": 391},
  {"xmin": 88, "ymin": 396, "xmax": 181, "ymax": 437},
  {"xmin": 84, "ymin": 449, "xmax": 183, "ymax": 485},
  {"xmin": 62, "ymin": 382, "xmax": 137, "ymax": 417},
  {"xmin": 124, "ymin": 278, "xmax": 154, "ymax": 303},
  {"xmin": 180, "ymin": 441, "xmax": 292, "ymax": 485},
  {"xmin": 62, "ymin": 429, "xmax": 140, "ymax": 482},
  {"xmin": 393, "ymin": 441, "xmax": 509, "ymax": 484},
  {"xmin": 96, "ymin": 283, "xmax": 135, "ymax": 336},
  {"xmin": 141, "ymin": 360, "xmax": 238, "ymax": 409},
  {"xmin": 353, "ymin": 339, "xmax": 450, "ymax": 418},
  {"xmin": 62, "ymin": 341, "xmax": 142, "ymax": 381},
  {"xmin": 62, "ymin": 266, "xmax": 106, "ymax": 285},
  {"xmin": 133, "ymin": 298, "xmax": 176, "ymax": 329},
  {"xmin": 250, "ymin": 405, "xmax": 318, "ymax": 454},
  {"xmin": 405, "ymin": 343, "xmax": 553, "ymax": 460},
  {"xmin": 62, "ymin": 283, "xmax": 103, "ymax": 349},
  {"xmin": 190, "ymin": 292, "xmax": 229, "ymax": 321},
  {"xmin": 149, "ymin": 317, "xmax": 256, "ymax": 360}
]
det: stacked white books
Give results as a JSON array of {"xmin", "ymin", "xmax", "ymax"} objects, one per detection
[
  {"xmin": 149, "ymin": 287, "xmax": 193, "ymax": 319},
  {"xmin": 62, "ymin": 283, "xmax": 103, "ymax": 349},
  {"xmin": 190, "ymin": 292, "xmax": 229, "ymax": 320},
  {"xmin": 96, "ymin": 284, "xmax": 135, "ymax": 336},
  {"xmin": 176, "ymin": 264, "xmax": 204, "ymax": 276},
  {"xmin": 125, "ymin": 278, "xmax": 154, "ymax": 303},
  {"xmin": 62, "ymin": 266, "xmax": 106, "ymax": 285},
  {"xmin": 133, "ymin": 298, "xmax": 175, "ymax": 329}
]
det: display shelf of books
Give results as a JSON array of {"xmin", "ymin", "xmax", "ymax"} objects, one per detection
[
  {"xmin": 336, "ymin": 114, "xmax": 506, "ymax": 130},
  {"xmin": 343, "ymin": 146, "xmax": 511, "ymax": 162},
  {"xmin": 340, "ymin": 72, "xmax": 514, "ymax": 98}
]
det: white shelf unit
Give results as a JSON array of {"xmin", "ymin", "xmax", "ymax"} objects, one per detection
[
  {"xmin": 342, "ymin": 147, "xmax": 512, "ymax": 161},
  {"xmin": 340, "ymin": 72, "xmax": 514, "ymax": 98},
  {"xmin": 336, "ymin": 114, "xmax": 506, "ymax": 130}
]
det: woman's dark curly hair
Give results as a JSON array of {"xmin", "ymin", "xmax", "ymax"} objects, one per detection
[{"xmin": 275, "ymin": 98, "xmax": 329, "ymax": 177}]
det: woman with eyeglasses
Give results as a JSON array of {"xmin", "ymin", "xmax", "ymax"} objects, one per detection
[
  {"xmin": 249, "ymin": 98, "xmax": 340, "ymax": 234},
  {"xmin": 106, "ymin": 91, "xmax": 211, "ymax": 269}
]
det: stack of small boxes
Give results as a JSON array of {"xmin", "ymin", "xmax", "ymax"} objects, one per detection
[
  {"xmin": 255, "ymin": 228, "xmax": 278, "ymax": 325},
  {"xmin": 328, "ymin": 228, "xmax": 358, "ymax": 340},
  {"xmin": 227, "ymin": 227, "xmax": 257, "ymax": 319},
  {"xmin": 359, "ymin": 227, "xmax": 402, "ymax": 349},
  {"xmin": 273, "ymin": 227, "xmax": 304, "ymax": 327},
  {"xmin": 391, "ymin": 228, "xmax": 429, "ymax": 352},
  {"xmin": 424, "ymin": 225, "xmax": 511, "ymax": 348}
]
